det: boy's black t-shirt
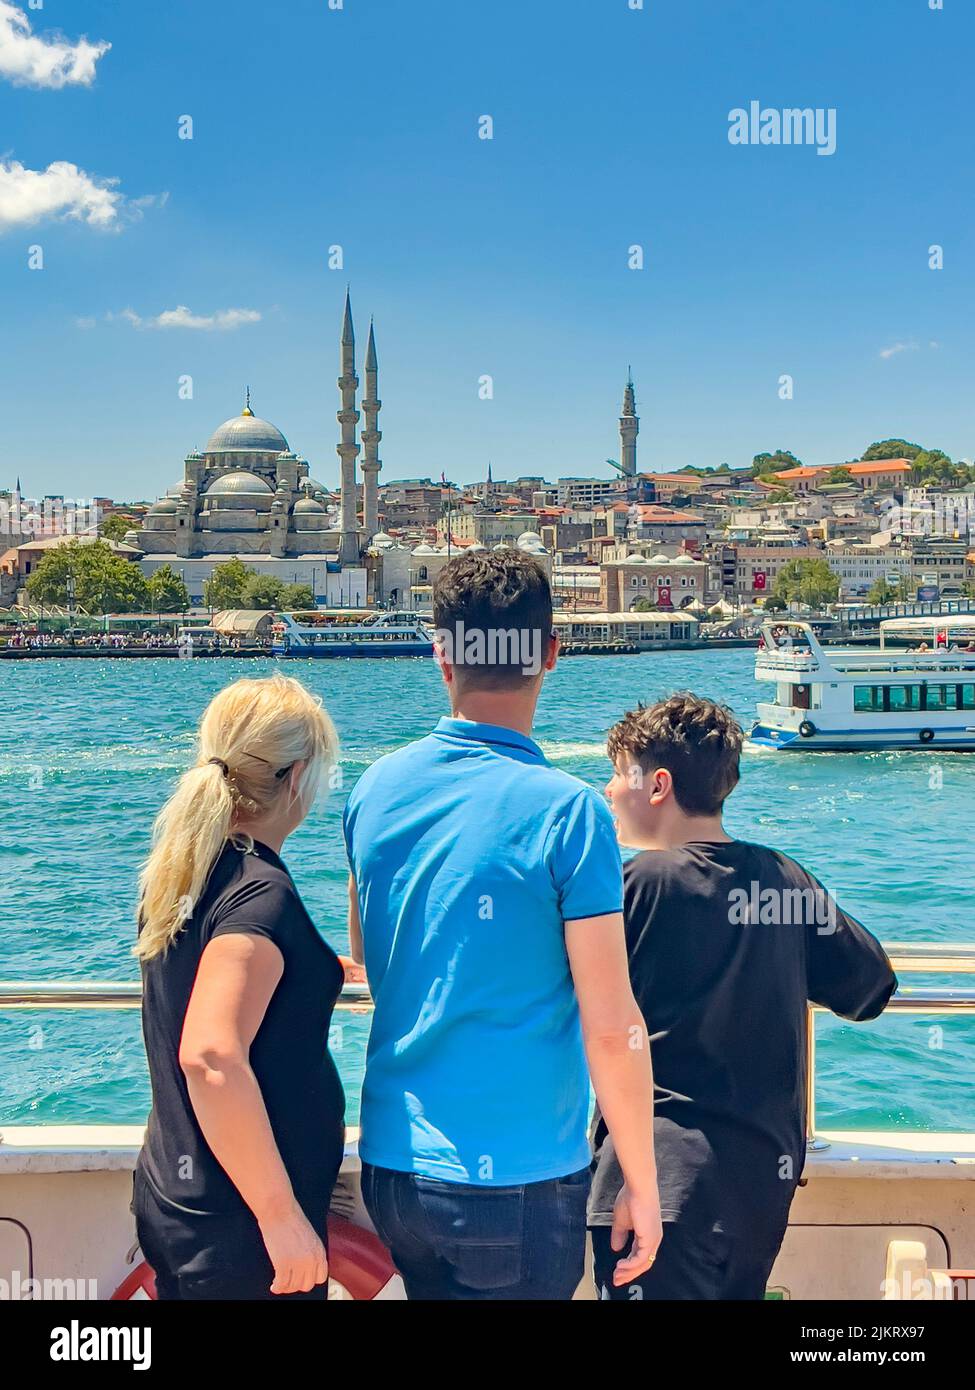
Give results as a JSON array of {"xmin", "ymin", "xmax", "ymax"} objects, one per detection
[
  {"xmin": 589, "ymin": 840, "xmax": 896, "ymax": 1237},
  {"xmin": 138, "ymin": 839, "xmax": 346, "ymax": 1217}
]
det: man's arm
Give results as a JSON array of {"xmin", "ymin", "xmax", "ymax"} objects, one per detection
[
  {"xmin": 803, "ymin": 874, "xmax": 897, "ymax": 1020},
  {"xmin": 347, "ymin": 871, "xmax": 364, "ymax": 966},
  {"xmin": 566, "ymin": 912, "xmax": 662, "ymax": 1286}
]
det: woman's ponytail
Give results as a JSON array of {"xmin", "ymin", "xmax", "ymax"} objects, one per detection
[{"xmin": 135, "ymin": 674, "xmax": 336, "ymax": 961}]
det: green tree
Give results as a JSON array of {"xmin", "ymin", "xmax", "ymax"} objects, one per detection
[
  {"xmin": 203, "ymin": 558, "xmax": 252, "ymax": 610},
  {"xmin": 99, "ymin": 513, "xmax": 133, "ymax": 543},
  {"xmin": 241, "ymin": 573, "xmax": 286, "ymax": 609},
  {"xmin": 764, "ymin": 488, "xmax": 796, "ymax": 503},
  {"xmin": 824, "ymin": 466, "xmax": 855, "ymax": 485},
  {"xmin": 762, "ymin": 594, "xmax": 788, "ymax": 612},
  {"xmin": 751, "ymin": 449, "xmax": 802, "ymax": 478},
  {"xmin": 26, "ymin": 540, "xmax": 150, "ymax": 614},
  {"xmin": 147, "ymin": 564, "xmax": 190, "ymax": 613},
  {"xmin": 867, "ymin": 576, "xmax": 911, "ymax": 605},
  {"xmin": 910, "ymin": 449, "xmax": 954, "ymax": 484},
  {"xmin": 280, "ymin": 582, "xmax": 316, "ymax": 609},
  {"xmin": 861, "ymin": 439, "xmax": 922, "ymax": 462},
  {"xmin": 772, "ymin": 557, "xmax": 840, "ymax": 610}
]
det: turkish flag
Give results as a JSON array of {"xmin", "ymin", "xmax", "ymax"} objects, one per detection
[
  {"xmin": 753, "ymin": 572, "xmax": 767, "ymax": 591},
  {"xmin": 657, "ymin": 586, "xmax": 672, "ymax": 607}
]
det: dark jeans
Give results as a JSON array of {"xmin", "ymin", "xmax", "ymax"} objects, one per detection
[
  {"xmin": 133, "ymin": 1168, "xmax": 329, "ymax": 1301},
  {"xmin": 361, "ymin": 1161, "xmax": 590, "ymax": 1300},
  {"xmin": 591, "ymin": 1219, "xmax": 785, "ymax": 1301}
]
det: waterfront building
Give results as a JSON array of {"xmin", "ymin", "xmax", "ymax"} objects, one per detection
[
  {"xmin": 824, "ymin": 540, "xmax": 912, "ymax": 598},
  {"xmin": 553, "ymin": 609, "xmax": 700, "ymax": 647},
  {"xmin": 715, "ymin": 542, "xmax": 825, "ymax": 599},
  {"xmin": 600, "ymin": 552, "xmax": 709, "ymax": 611}
]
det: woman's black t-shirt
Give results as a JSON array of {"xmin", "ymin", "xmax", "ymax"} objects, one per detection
[{"xmin": 138, "ymin": 839, "xmax": 346, "ymax": 1217}]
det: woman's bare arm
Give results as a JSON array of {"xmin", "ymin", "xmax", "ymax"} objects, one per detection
[{"xmin": 178, "ymin": 933, "xmax": 327, "ymax": 1293}]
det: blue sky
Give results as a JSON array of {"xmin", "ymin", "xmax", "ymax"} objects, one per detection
[{"xmin": 0, "ymin": 0, "xmax": 970, "ymax": 501}]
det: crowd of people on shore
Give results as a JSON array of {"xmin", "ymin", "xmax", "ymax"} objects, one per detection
[
  {"xmin": 2, "ymin": 629, "xmax": 260, "ymax": 652},
  {"xmin": 132, "ymin": 550, "xmax": 896, "ymax": 1302}
]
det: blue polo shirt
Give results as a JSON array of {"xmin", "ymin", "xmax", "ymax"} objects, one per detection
[{"xmin": 343, "ymin": 716, "xmax": 624, "ymax": 1185}]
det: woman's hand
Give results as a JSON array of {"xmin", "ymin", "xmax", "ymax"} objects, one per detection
[
  {"xmin": 259, "ymin": 1202, "xmax": 329, "ymax": 1295},
  {"xmin": 610, "ymin": 1183, "xmax": 663, "ymax": 1286}
]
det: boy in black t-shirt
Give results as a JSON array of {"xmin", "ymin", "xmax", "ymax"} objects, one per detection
[{"xmin": 589, "ymin": 693, "xmax": 896, "ymax": 1300}]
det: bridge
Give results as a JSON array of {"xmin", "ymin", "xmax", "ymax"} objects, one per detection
[{"xmin": 838, "ymin": 598, "xmax": 975, "ymax": 628}]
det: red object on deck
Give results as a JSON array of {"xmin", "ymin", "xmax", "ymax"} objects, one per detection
[
  {"xmin": 326, "ymin": 1213, "xmax": 397, "ymax": 1299},
  {"xmin": 110, "ymin": 1213, "xmax": 396, "ymax": 1300}
]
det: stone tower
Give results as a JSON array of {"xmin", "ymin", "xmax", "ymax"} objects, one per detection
[
  {"xmin": 620, "ymin": 370, "xmax": 639, "ymax": 478},
  {"xmin": 337, "ymin": 289, "xmax": 362, "ymax": 565},
  {"xmin": 360, "ymin": 319, "xmax": 382, "ymax": 541}
]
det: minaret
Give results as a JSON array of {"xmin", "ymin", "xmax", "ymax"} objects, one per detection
[
  {"xmin": 620, "ymin": 369, "xmax": 639, "ymax": 478},
  {"xmin": 336, "ymin": 289, "xmax": 361, "ymax": 565},
  {"xmin": 360, "ymin": 318, "xmax": 382, "ymax": 541}
]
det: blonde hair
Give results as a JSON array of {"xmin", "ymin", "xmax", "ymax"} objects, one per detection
[{"xmin": 135, "ymin": 673, "xmax": 337, "ymax": 961}]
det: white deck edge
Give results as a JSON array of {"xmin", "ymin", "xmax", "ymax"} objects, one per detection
[{"xmin": 1, "ymin": 1125, "xmax": 974, "ymax": 1179}]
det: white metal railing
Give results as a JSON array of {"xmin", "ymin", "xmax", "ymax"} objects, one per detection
[{"xmin": 3, "ymin": 946, "xmax": 973, "ymax": 1153}]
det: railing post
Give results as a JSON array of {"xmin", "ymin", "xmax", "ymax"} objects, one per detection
[{"xmin": 806, "ymin": 1006, "xmax": 830, "ymax": 1152}]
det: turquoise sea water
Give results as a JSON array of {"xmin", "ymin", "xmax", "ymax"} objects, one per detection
[{"xmin": 1, "ymin": 651, "xmax": 972, "ymax": 1133}]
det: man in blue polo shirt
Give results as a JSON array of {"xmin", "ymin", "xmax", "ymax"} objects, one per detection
[{"xmin": 344, "ymin": 549, "xmax": 661, "ymax": 1300}]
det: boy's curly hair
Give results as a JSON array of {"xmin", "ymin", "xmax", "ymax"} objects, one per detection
[{"xmin": 607, "ymin": 693, "xmax": 743, "ymax": 816}]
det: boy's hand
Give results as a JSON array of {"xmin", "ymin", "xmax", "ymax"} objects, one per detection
[
  {"xmin": 610, "ymin": 1183, "xmax": 663, "ymax": 1285},
  {"xmin": 338, "ymin": 955, "xmax": 367, "ymax": 984}
]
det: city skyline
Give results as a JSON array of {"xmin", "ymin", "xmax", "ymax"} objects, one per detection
[{"xmin": 1, "ymin": 0, "xmax": 971, "ymax": 499}]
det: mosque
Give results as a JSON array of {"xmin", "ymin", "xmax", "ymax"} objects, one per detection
[{"xmin": 128, "ymin": 291, "xmax": 377, "ymax": 606}]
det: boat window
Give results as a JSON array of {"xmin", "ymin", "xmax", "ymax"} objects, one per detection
[
  {"xmin": 924, "ymin": 685, "xmax": 957, "ymax": 711},
  {"xmin": 886, "ymin": 685, "xmax": 921, "ymax": 713},
  {"xmin": 960, "ymin": 684, "xmax": 975, "ymax": 711},
  {"xmin": 854, "ymin": 686, "xmax": 883, "ymax": 712}
]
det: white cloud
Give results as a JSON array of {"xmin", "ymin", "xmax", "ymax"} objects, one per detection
[
  {"xmin": 115, "ymin": 305, "xmax": 262, "ymax": 332},
  {"xmin": 0, "ymin": 1, "xmax": 110, "ymax": 88},
  {"xmin": 0, "ymin": 158, "xmax": 123, "ymax": 231},
  {"xmin": 878, "ymin": 340, "xmax": 940, "ymax": 361},
  {"xmin": 879, "ymin": 341, "xmax": 916, "ymax": 360}
]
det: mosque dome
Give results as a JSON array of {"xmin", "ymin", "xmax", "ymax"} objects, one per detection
[
  {"xmin": 293, "ymin": 496, "xmax": 326, "ymax": 514},
  {"xmin": 205, "ymin": 471, "xmax": 274, "ymax": 498},
  {"xmin": 625, "ymin": 553, "xmax": 648, "ymax": 563},
  {"xmin": 148, "ymin": 497, "xmax": 179, "ymax": 515},
  {"xmin": 516, "ymin": 530, "xmax": 542, "ymax": 547},
  {"xmin": 467, "ymin": 541, "xmax": 487, "ymax": 552},
  {"xmin": 412, "ymin": 542, "xmax": 437, "ymax": 556},
  {"xmin": 205, "ymin": 406, "xmax": 289, "ymax": 456}
]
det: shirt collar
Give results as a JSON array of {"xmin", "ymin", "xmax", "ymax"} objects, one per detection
[{"xmin": 434, "ymin": 716, "xmax": 546, "ymax": 761}]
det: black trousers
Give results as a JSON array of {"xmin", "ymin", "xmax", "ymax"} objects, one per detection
[
  {"xmin": 591, "ymin": 1219, "xmax": 785, "ymax": 1301},
  {"xmin": 133, "ymin": 1169, "xmax": 329, "ymax": 1301}
]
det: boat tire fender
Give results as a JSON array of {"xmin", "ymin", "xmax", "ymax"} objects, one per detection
[
  {"xmin": 919, "ymin": 728, "xmax": 935, "ymax": 743},
  {"xmin": 798, "ymin": 720, "xmax": 817, "ymax": 739}
]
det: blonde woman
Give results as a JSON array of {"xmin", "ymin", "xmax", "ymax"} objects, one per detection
[{"xmin": 133, "ymin": 674, "xmax": 346, "ymax": 1300}]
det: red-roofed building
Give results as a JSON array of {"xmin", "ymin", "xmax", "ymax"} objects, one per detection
[{"xmin": 773, "ymin": 460, "xmax": 912, "ymax": 495}]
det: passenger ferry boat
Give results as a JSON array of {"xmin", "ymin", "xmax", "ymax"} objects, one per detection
[
  {"xmin": 750, "ymin": 616, "xmax": 975, "ymax": 752},
  {"xmin": 272, "ymin": 610, "xmax": 433, "ymax": 659},
  {"xmin": 1, "ymin": 946, "xmax": 973, "ymax": 1301}
]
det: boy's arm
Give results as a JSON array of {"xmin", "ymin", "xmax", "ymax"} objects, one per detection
[
  {"xmin": 802, "ymin": 872, "xmax": 897, "ymax": 1020},
  {"xmin": 566, "ymin": 912, "xmax": 662, "ymax": 1285}
]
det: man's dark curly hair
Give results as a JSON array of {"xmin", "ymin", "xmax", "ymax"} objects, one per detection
[
  {"xmin": 607, "ymin": 693, "xmax": 743, "ymax": 816},
  {"xmin": 432, "ymin": 549, "xmax": 553, "ymax": 689}
]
